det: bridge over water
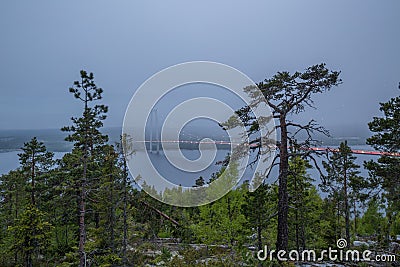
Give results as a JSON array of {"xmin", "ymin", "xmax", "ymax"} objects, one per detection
[{"xmin": 143, "ymin": 139, "xmax": 400, "ymax": 157}]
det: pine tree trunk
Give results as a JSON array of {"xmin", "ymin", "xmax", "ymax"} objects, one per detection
[
  {"xmin": 79, "ymin": 97, "xmax": 89, "ymax": 267},
  {"xmin": 79, "ymin": 160, "xmax": 87, "ymax": 267},
  {"xmin": 65, "ymin": 224, "xmax": 69, "ymax": 247},
  {"xmin": 109, "ymin": 157, "xmax": 115, "ymax": 253},
  {"xmin": 294, "ymin": 167, "xmax": 299, "ymax": 251},
  {"xmin": 26, "ymin": 252, "xmax": 33, "ymax": 267},
  {"xmin": 300, "ymin": 222, "xmax": 306, "ymax": 251},
  {"xmin": 336, "ymin": 198, "xmax": 340, "ymax": 241},
  {"xmin": 14, "ymin": 185, "xmax": 19, "ymax": 265},
  {"xmin": 295, "ymin": 209, "xmax": 299, "ymax": 251},
  {"xmin": 344, "ymin": 156, "xmax": 350, "ymax": 245},
  {"xmin": 277, "ymin": 115, "xmax": 289, "ymax": 252},
  {"xmin": 55, "ymin": 209, "xmax": 59, "ymax": 250},
  {"xmin": 122, "ymin": 157, "xmax": 128, "ymax": 266},
  {"xmin": 353, "ymin": 200, "xmax": 357, "ymax": 236},
  {"xmin": 256, "ymin": 194, "xmax": 263, "ymax": 252},
  {"xmin": 31, "ymin": 149, "xmax": 35, "ymax": 206},
  {"xmin": 257, "ymin": 225, "xmax": 262, "ymax": 251}
]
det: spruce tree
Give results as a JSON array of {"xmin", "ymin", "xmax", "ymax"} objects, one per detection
[
  {"xmin": 242, "ymin": 183, "xmax": 277, "ymax": 251},
  {"xmin": 18, "ymin": 137, "xmax": 54, "ymax": 207},
  {"xmin": 321, "ymin": 141, "xmax": 361, "ymax": 245},
  {"xmin": 8, "ymin": 205, "xmax": 53, "ymax": 267},
  {"xmin": 4, "ymin": 137, "xmax": 55, "ymax": 266},
  {"xmin": 0, "ymin": 170, "xmax": 27, "ymax": 265},
  {"xmin": 365, "ymin": 85, "xmax": 400, "ymax": 243},
  {"xmin": 287, "ymin": 155, "xmax": 313, "ymax": 251}
]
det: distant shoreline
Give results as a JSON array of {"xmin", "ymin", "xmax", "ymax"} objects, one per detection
[{"xmin": 0, "ymin": 127, "xmax": 368, "ymax": 154}]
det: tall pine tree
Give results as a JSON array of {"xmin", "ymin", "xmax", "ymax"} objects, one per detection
[
  {"xmin": 234, "ymin": 63, "xmax": 341, "ymax": 250},
  {"xmin": 62, "ymin": 70, "xmax": 108, "ymax": 266}
]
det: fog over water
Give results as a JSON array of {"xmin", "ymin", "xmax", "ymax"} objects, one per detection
[{"xmin": 0, "ymin": 127, "xmax": 374, "ymax": 193}]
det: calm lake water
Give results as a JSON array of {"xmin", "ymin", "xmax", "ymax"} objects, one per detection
[
  {"xmin": 0, "ymin": 128, "xmax": 376, "ymax": 187},
  {"xmin": 0, "ymin": 149, "xmax": 231, "ymax": 186},
  {"xmin": 0, "ymin": 151, "xmax": 66, "ymax": 175},
  {"xmin": 0, "ymin": 145, "xmax": 376, "ymax": 190}
]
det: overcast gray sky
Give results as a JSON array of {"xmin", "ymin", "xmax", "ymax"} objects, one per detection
[{"xmin": 0, "ymin": 0, "xmax": 399, "ymax": 134}]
